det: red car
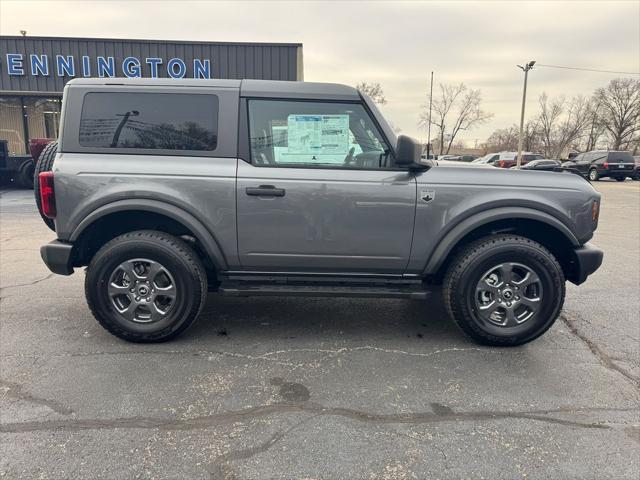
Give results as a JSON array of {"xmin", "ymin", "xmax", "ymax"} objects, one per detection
[{"xmin": 496, "ymin": 153, "xmax": 544, "ymax": 168}]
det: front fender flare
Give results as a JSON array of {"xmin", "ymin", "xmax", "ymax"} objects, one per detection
[
  {"xmin": 69, "ymin": 199, "xmax": 228, "ymax": 270},
  {"xmin": 422, "ymin": 206, "xmax": 580, "ymax": 275}
]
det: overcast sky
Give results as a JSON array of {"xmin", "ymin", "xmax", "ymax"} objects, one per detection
[{"xmin": 1, "ymin": 0, "xmax": 638, "ymax": 144}]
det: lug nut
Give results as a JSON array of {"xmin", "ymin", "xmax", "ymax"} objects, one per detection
[
  {"xmin": 507, "ymin": 302, "xmax": 512, "ymax": 307},
  {"xmin": 515, "ymin": 296, "xmax": 520, "ymax": 300},
  {"xmin": 135, "ymin": 296, "xmax": 140, "ymax": 301}
]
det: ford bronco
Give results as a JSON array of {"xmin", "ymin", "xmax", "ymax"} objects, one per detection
[{"xmin": 37, "ymin": 78, "xmax": 603, "ymax": 346}]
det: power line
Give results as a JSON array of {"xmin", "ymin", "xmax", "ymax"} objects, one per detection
[{"xmin": 536, "ymin": 63, "xmax": 640, "ymax": 75}]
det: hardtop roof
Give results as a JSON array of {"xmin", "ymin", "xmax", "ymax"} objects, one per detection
[{"xmin": 65, "ymin": 78, "xmax": 361, "ymax": 101}]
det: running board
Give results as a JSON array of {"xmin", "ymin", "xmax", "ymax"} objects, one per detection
[{"xmin": 218, "ymin": 284, "xmax": 431, "ymax": 299}]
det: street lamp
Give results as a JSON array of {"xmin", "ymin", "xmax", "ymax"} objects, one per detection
[
  {"xmin": 515, "ymin": 60, "xmax": 535, "ymax": 169},
  {"xmin": 110, "ymin": 110, "xmax": 139, "ymax": 148}
]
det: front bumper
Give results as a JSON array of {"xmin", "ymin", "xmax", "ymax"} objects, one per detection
[
  {"xmin": 568, "ymin": 243, "xmax": 603, "ymax": 285},
  {"xmin": 40, "ymin": 240, "xmax": 74, "ymax": 275}
]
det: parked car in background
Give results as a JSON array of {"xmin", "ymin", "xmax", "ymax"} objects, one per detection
[
  {"xmin": 472, "ymin": 152, "xmax": 500, "ymax": 164},
  {"xmin": 518, "ymin": 159, "xmax": 562, "ymax": 171},
  {"xmin": 495, "ymin": 152, "xmax": 545, "ymax": 169},
  {"xmin": 472, "ymin": 152, "xmax": 544, "ymax": 167},
  {"xmin": 564, "ymin": 150, "xmax": 635, "ymax": 181},
  {"xmin": 633, "ymin": 156, "xmax": 640, "ymax": 180},
  {"xmin": 437, "ymin": 154, "xmax": 478, "ymax": 162}
]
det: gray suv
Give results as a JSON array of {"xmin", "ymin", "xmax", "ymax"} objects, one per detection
[{"xmin": 37, "ymin": 78, "xmax": 603, "ymax": 346}]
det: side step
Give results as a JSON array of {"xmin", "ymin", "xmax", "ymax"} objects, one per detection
[{"xmin": 218, "ymin": 283, "xmax": 431, "ymax": 299}]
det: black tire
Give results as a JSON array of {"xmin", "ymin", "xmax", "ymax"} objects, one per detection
[
  {"xmin": 588, "ymin": 168, "xmax": 599, "ymax": 181},
  {"xmin": 17, "ymin": 160, "xmax": 35, "ymax": 189},
  {"xmin": 443, "ymin": 234, "xmax": 565, "ymax": 346},
  {"xmin": 85, "ymin": 230, "xmax": 208, "ymax": 342},
  {"xmin": 615, "ymin": 176, "xmax": 625, "ymax": 182},
  {"xmin": 33, "ymin": 141, "xmax": 58, "ymax": 231}
]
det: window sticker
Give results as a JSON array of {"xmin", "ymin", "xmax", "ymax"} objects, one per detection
[{"xmin": 275, "ymin": 114, "xmax": 350, "ymax": 164}]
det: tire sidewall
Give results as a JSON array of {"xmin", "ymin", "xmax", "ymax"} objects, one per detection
[
  {"xmin": 86, "ymin": 238, "xmax": 203, "ymax": 340},
  {"xmin": 455, "ymin": 243, "xmax": 564, "ymax": 344},
  {"xmin": 33, "ymin": 141, "xmax": 57, "ymax": 231},
  {"xmin": 588, "ymin": 168, "xmax": 598, "ymax": 181}
]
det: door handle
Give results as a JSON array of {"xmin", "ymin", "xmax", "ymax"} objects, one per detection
[{"xmin": 245, "ymin": 185, "xmax": 286, "ymax": 197}]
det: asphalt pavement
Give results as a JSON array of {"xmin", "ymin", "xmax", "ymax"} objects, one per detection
[{"xmin": 1, "ymin": 179, "xmax": 638, "ymax": 479}]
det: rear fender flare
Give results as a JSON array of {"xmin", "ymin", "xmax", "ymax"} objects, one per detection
[{"xmin": 69, "ymin": 199, "xmax": 228, "ymax": 270}]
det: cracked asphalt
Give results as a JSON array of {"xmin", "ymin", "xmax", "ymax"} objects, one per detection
[{"xmin": 1, "ymin": 179, "xmax": 639, "ymax": 479}]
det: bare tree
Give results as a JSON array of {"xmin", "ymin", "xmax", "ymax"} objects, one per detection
[
  {"xmin": 356, "ymin": 82, "xmax": 387, "ymax": 105},
  {"xmin": 485, "ymin": 121, "xmax": 540, "ymax": 153},
  {"xmin": 537, "ymin": 93, "xmax": 590, "ymax": 158},
  {"xmin": 485, "ymin": 126, "xmax": 519, "ymax": 152},
  {"xmin": 594, "ymin": 78, "xmax": 640, "ymax": 150},
  {"xmin": 419, "ymin": 82, "xmax": 493, "ymax": 154},
  {"xmin": 522, "ymin": 120, "xmax": 541, "ymax": 152},
  {"xmin": 579, "ymin": 99, "xmax": 607, "ymax": 152}
]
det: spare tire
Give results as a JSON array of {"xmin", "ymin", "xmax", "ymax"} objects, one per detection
[{"xmin": 33, "ymin": 141, "xmax": 58, "ymax": 231}]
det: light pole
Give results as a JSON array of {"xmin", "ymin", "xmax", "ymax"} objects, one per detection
[
  {"xmin": 516, "ymin": 60, "xmax": 535, "ymax": 169},
  {"xmin": 111, "ymin": 110, "xmax": 139, "ymax": 147},
  {"xmin": 426, "ymin": 71, "xmax": 434, "ymax": 159}
]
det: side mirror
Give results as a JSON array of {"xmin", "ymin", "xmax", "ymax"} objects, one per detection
[{"xmin": 395, "ymin": 135, "xmax": 423, "ymax": 167}]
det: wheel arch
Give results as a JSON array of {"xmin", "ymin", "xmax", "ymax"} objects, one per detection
[
  {"xmin": 423, "ymin": 207, "xmax": 581, "ymax": 282},
  {"xmin": 69, "ymin": 199, "xmax": 228, "ymax": 274}
]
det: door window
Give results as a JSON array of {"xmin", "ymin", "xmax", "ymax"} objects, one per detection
[{"xmin": 248, "ymin": 100, "xmax": 392, "ymax": 169}]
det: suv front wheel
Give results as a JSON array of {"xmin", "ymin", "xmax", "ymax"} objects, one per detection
[
  {"xmin": 85, "ymin": 230, "xmax": 208, "ymax": 342},
  {"xmin": 588, "ymin": 168, "xmax": 599, "ymax": 181},
  {"xmin": 443, "ymin": 235, "xmax": 565, "ymax": 346}
]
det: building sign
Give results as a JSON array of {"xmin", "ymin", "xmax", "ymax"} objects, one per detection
[
  {"xmin": 0, "ymin": 36, "xmax": 303, "ymax": 93},
  {"xmin": 4, "ymin": 54, "xmax": 211, "ymax": 79}
]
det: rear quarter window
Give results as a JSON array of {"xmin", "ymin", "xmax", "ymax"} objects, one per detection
[
  {"xmin": 79, "ymin": 92, "xmax": 218, "ymax": 151},
  {"xmin": 608, "ymin": 152, "xmax": 633, "ymax": 162}
]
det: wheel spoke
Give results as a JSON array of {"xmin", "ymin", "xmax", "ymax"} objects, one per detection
[
  {"xmin": 120, "ymin": 260, "xmax": 143, "ymax": 281},
  {"xmin": 519, "ymin": 296, "xmax": 541, "ymax": 311},
  {"xmin": 476, "ymin": 281, "xmax": 499, "ymax": 296},
  {"xmin": 108, "ymin": 282, "xmax": 131, "ymax": 297},
  {"xmin": 145, "ymin": 261, "xmax": 164, "ymax": 282},
  {"xmin": 149, "ymin": 301, "xmax": 168, "ymax": 322},
  {"xmin": 499, "ymin": 263, "xmax": 513, "ymax": 284},
  {"xmin": 117, "ymin": 301, "xmax": 138, "ymax": 321},
  {"xmin": 155, "ymin": 284, "xmax": 176, "ymax": 299},
  {"xmin": 477, "ymin": 299, "xmax": 497, "ymax": 311},
  {"xmin": 476, "ymin": 304, "xmax": 500, "ymax": 323},
  {"xmin": 504, "ymin": 308, "xmax": 519, "ymax": 327},
  {"xmin": 515, "ymin": 271, "xmax": 540, "ymax": 289}
]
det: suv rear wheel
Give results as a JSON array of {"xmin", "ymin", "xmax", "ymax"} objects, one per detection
[
  {"xmin": 588, "ymin": 168, "xmax": 599, "ymax": 181},
  {"xmin": 85, "ymin": 230, "xmax": 208, "ymax": 342},
  {"xmin": 443, "ymin": 235, "xmax": 565, "ymax": 346}
]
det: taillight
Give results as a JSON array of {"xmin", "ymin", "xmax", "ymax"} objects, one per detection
[
  {"xmin": 39, "ymin": 171, "xmax": 56, "ymax": 218},
  {"xmin": 603, "ymin": 162, "xmax": 609, "ymax": 168},
  {"xmin": 499, "ymin": 160, "xmax": 505, "ymax": 168}
]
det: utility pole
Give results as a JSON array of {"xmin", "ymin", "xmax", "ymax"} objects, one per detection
[
  {"xmin": 516, "ymin": 60, "xmax": 535, "ymax": 169},
  {"xmin": 426, "ymin": 71, "xmax": 433, "ymax": 159},
  {"xmin": 111, "ymin": 110, "xmax": 139, "ymax": 147}
]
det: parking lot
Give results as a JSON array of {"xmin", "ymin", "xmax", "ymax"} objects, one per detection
[{"xmin": 0, "ymin": 179, "xmax": 638, "ymax": 479}]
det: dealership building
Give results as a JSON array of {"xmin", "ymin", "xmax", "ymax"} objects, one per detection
[{"xmin": 0, "ymin": 35, "xmax": 303, "ymax": 173}]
